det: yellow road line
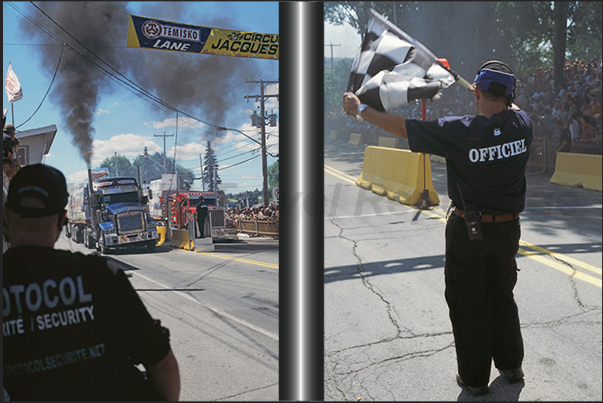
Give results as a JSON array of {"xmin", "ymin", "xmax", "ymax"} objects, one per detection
[
  {"xmin": 195, "ymin": 251, "xmax": 279, "ymax": 269},
  {"xmin": 325, "ymin": 166, "xmax": 601, "ymax": 287},
  {"xmin": 324, "ymin": 164, "xmax": 357, "ymax": 185},
  {"xmin": 429, "ymin": 208, "xmax": 601, "ymax": 284},
  {"xmin": 519, "ymin": 248, "xmax": 602, "ymax": 288},
  {"xmin": 519, "ymin": 240, "xmax": 602, "ymax": 275}
]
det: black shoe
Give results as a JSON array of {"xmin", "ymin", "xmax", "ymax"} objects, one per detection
[
  {"xmin": 499, "ymin": 367, "xmax": 524, "ymax": 383},
  {"xmin": 456, "ymin": 375, "xmax": 490, "ymax": 396}
]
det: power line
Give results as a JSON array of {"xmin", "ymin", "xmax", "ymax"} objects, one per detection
[
  {"xmin": 8, "ymin": 1, "xmax": 280, "ymax": 175},
  {"xmin": 220, "ymin": 154, "xmax": 261, "ymax": 170},
  {"xmin": 16, "ymin": 44, "xmax": 65, "ymax": 129},
  {"xmin": 219, "ymin": 147, "xmax": 262, "ymax": 162},
  {"xmin": 20, "ymin": 1, "xmax": 238, "ymax": 134}
]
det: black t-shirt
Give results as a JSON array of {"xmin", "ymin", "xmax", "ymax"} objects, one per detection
[
  {"xmin": 3, "ymin": 246, "xmax": 171, "ymax": 401},
  {"xmin": 197, "ymin": 203, "xmax": 208, "ymax": 218},
  {"xmin": 558, "ymin": 127, "xmax": 572, "ymax": 152},
  {"xmin": 3, "ymin": 133, "xmax": 12, "ymax": 159},
  {"xmin": 406, "ymin": 109, "xmax": 533, "ymax": 215}
]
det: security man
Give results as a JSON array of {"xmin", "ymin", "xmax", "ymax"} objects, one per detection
[
  {"xmin": 3, "ymin": 164, "xmax": 181, "ymax": 401},
  {"xmin": 196, "ymin": 196, "xmax": 209, "ymax": 238},
  {"xmin": 343, "ymin": 61, "xmax": 531, "ymax": 396}
]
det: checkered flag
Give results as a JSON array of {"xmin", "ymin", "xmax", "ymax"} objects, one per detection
[{"xmin": 348, "ymin": 10, "xmax": 459, "ymax": 112}]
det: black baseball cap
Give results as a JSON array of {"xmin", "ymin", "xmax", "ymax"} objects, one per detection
[{"xmin": 6, "ymin": 164, "xmax": 69, "ymax": 218}]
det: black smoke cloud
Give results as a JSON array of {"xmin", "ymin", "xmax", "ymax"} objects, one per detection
[{"xmin": 18, "ymin": 2, "xmax": 262, "ymax": 166}]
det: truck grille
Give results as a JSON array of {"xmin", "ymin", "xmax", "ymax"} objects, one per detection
[
  {"xmin": 117, "ymin": 211, "xmax": 145, "ymax": 234},
  {"xmin": 209, "ymin": 209, "xmax": 225, "ymax": 227}
]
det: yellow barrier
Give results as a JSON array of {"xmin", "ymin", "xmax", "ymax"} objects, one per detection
[
  {"xmin": 156, "ymin": 227, "xmax": 167, "ymax": 246},
  {"xmin": 378, "ymin": 137, "xmax": 397, "ymax": 148},
  {"xmin": 550, "ymin": 152, "xmax": 602, "ymax": 192},
  {"xmin": 169, "ymin": 229, "xmax": 194, "ymax": 250},
  {"xmin": 329, "ymin": 130, "xmax": 337, "ymax": 140},
  {"xmin": 356, "ymin": 146, "xmax": 440, "ymax": 205},
  {"xmin": 348, "ymin": 133, "xmax": 364, "ymax": 146}
]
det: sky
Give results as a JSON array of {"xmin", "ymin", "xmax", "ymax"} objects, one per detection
[
  {"xmin": 323, "ymin": 20, "xmax": 361, "ymax": 62},
  {"xmin": 3, "ymin": 1, "xmax": 279, "ymax": 193}
]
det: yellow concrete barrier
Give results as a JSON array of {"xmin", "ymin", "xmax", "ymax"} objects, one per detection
[
  {"xmin": 356, "ymin": 146, "xmax": 440, "ymax": 205},
  {"xmin": 378, "ymin": 137, "xmax": 398, "ymax": 148},
  {"xmin": 348, "ymin": 133, "xmax": 364, "ymax": 146},
  {"xmin": 156, "ymin": 226, "xmax": 167, "ymax": 246},
  {"xmin": 550, "ymin": 152, "xmax": 602, "ymax": 191},
  {"xmin": 329, "ymin": 130, "xmax": 337, "ymax": 140},
  {"xmin": 169, "ymin": 229, "xmax": 194, "ymax": 250}
]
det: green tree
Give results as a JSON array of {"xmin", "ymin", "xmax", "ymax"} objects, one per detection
[
  {"xmin": 202, "ymin": 141, "xmax": 222, "ymax": 192},
  {"xmin": 325, "ymin": 1, "xmax": 393, "ymax": 39},
  {"xmin": 565, "ymin": 1, "xmax": 602, "ymax": 61},
  {"xmin": 176, "ymin": 165, "xmax": 195, "ymax": 191},
  {"xmin": 325, "ymin": 59, "xmax": 353, "ymax": 111},
  {"xmin": 493, "ymin": 1, "xmax": 601, "ymax": 89},
  {"xmin": 267, "ymin": 160, "xmax": 279, "ymax": 189},
  {"xmin": 132, "ymin": 147, "xmax": 162, "ymax": 186},
  {"xmin": 325, "ymin": 1, "xmax": 601, "ymax": 88},
  {"xmin": 98, "ymin": 149, "xmax": 194, "ymax": 191},
  {"xmin": 99, "ymin": 154, "xmax": 134, "ymax": 177}
]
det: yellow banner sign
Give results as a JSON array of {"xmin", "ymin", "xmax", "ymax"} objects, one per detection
[{"xmin": 127, "ymin": 15, "xmax": 278, "ymax": 60}]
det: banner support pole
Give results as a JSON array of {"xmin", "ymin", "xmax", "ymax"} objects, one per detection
[{"xmin": 420, "ymin": 99, "xmax": 432, "ymax": 210}]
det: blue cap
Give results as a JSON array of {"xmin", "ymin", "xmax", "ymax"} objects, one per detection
[{"xmin": 474, "ymin": 68, "xmax": 515, "ymax": 96}]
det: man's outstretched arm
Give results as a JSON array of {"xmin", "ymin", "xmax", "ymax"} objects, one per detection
[{"xmin": 342, "ymin": 92, "xmax": 408, "ymax": 139}]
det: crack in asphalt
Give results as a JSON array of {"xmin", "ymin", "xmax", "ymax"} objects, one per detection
[
  {"xmin": 331, "ymin": 343, "xmax": 457, "ymax": 377},
  {"xmin": 215, "ymin": 382, "xmax": 278, "ymax": 401},
  {"xmin": 522, "ymin": 307, "xmax": 602, "ymax": 329},
  {"xmin": 330, "ymin": 219, "xmax": 408, "ymax": 338},
  {"xmin": 326, "ymin": 215, "xmax": 601, "ymax": 401},
  {"xmin": 326, "ymin": 330, "xmax": 454, "ymax": 356},
  {"xmin": 327, "ymin": 218, "xmax": 456, "ymax": 400},
  {"xmin": 538, "ymin": 250, "xmax": 590, "ymax": 309}
]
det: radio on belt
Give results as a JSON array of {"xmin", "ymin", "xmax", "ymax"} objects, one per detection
[{"xmin": 456, "ymin": 184, "xmax": 483, "ymax": 242}]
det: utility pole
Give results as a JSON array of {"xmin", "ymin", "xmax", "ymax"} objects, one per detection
[
  {"xmin": 214, "ymin": 166, "xmax": 218, "ymax": 205},
  {"xmin": 199, "ymin": 154, "xmax": 205, "ymax": 192},
  {"xmin": 154, "ymin": 132, "xmax": 174, "ymax": 174},
  {"xmin": 324, "ymin": 42, "xmax": 340, "ymax": 69},
  {"xmin": 114, "ymin": 152, "xmax": 118, "ymax": 176},
  {"xmin": 244, "ymin": 79, "xmax": 278, "ymax": 208}
]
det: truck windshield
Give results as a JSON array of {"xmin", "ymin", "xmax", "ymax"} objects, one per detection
[{"xmin": 103, "ymin": 192, "xmax": 139, "ymax": 205}]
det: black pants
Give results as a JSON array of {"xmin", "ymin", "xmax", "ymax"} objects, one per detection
[
  {"xmin": 197, "ymin": 214, "xmax": 208, "ymax": 238},
  {"xmin": 445, "ymin": 214, "xmax": 524, "ymax": 387}
]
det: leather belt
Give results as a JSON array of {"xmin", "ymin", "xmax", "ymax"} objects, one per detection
[{"xmin": 453, "ymin": 207, "xmax": 519, "ymax": 223}]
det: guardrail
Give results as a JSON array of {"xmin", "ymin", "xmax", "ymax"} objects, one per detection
[
  {"xmin": 237, "ymin": 219, "xmax": 279, "ymax": 238},
  {"xmin": 528, "ymin": 137, "xmax": 602, "ymax": 174}
]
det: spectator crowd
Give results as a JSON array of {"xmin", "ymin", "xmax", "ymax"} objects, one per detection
[
  {"xmin": 3, "ymin": 122, "xmax": 21, "ymax": 180},
  {"xmin": 226, "ymin": 204, "xmax": 279, "ymax": 225},
  {"xmin": 328, "ymin": 57, "xmax": 602, "ymax": 148}
]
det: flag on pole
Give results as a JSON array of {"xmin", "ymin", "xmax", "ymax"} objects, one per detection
[
  {"xmin": 5, "ymin": 62, "xmax": 23, "ymax": 104},
  {"xmin": 347, "ymin": 9, "xmax": 459, "ymax": 112}
]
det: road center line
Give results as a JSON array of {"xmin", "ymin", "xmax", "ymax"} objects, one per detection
[
  {"xmin": 194, "ymin": 251, "xmax": 279, "ymax": 269},
  {"xmin": 131, "ymin": 271, "xmax": 279, "ymax": 341},
  {"xmin": 324, "ymin": 166, "xmax": 601, "ymax": 287}
]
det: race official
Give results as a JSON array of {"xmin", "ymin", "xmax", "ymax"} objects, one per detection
[
  {"xmin": 196, "ymin": 196, "xmax": 209, "ymax": 238},
  {"xmin": 343, "ymin": 61, "xmax": 531, "ymax": 396},
  {"xmin": 3, "ymin": 164, "xmax": 181, "ymax": 401}
]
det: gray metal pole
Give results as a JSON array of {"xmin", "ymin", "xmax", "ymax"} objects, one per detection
[
  {"xmin": 260, "ymin": 80, "xmax": 269, "ymax": 208},
  {"xmin": 200, "ymin": 154, "xmax": 205, "ymax": 192}
]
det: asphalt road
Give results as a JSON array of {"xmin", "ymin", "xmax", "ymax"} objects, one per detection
[
  {"xmin": 55, "ymin": 233, "xmax": 279, "ymax": 401},
  {"xmin": 324, "ymin": 136, "xmax": 602, "ymax": 401}
]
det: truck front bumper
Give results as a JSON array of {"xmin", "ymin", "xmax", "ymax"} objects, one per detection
[{"xmin": 104, "ymin": 229, "xmax": 160, "ymax": 247}]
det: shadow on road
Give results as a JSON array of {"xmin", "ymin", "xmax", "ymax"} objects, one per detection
[
  {"xmin": 457, "ymin": 375, "xmax": 524, "ymax": 401},
  {"xmin": 325, "ymin": 253, "xmax": 446, "ymax": 284}
]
